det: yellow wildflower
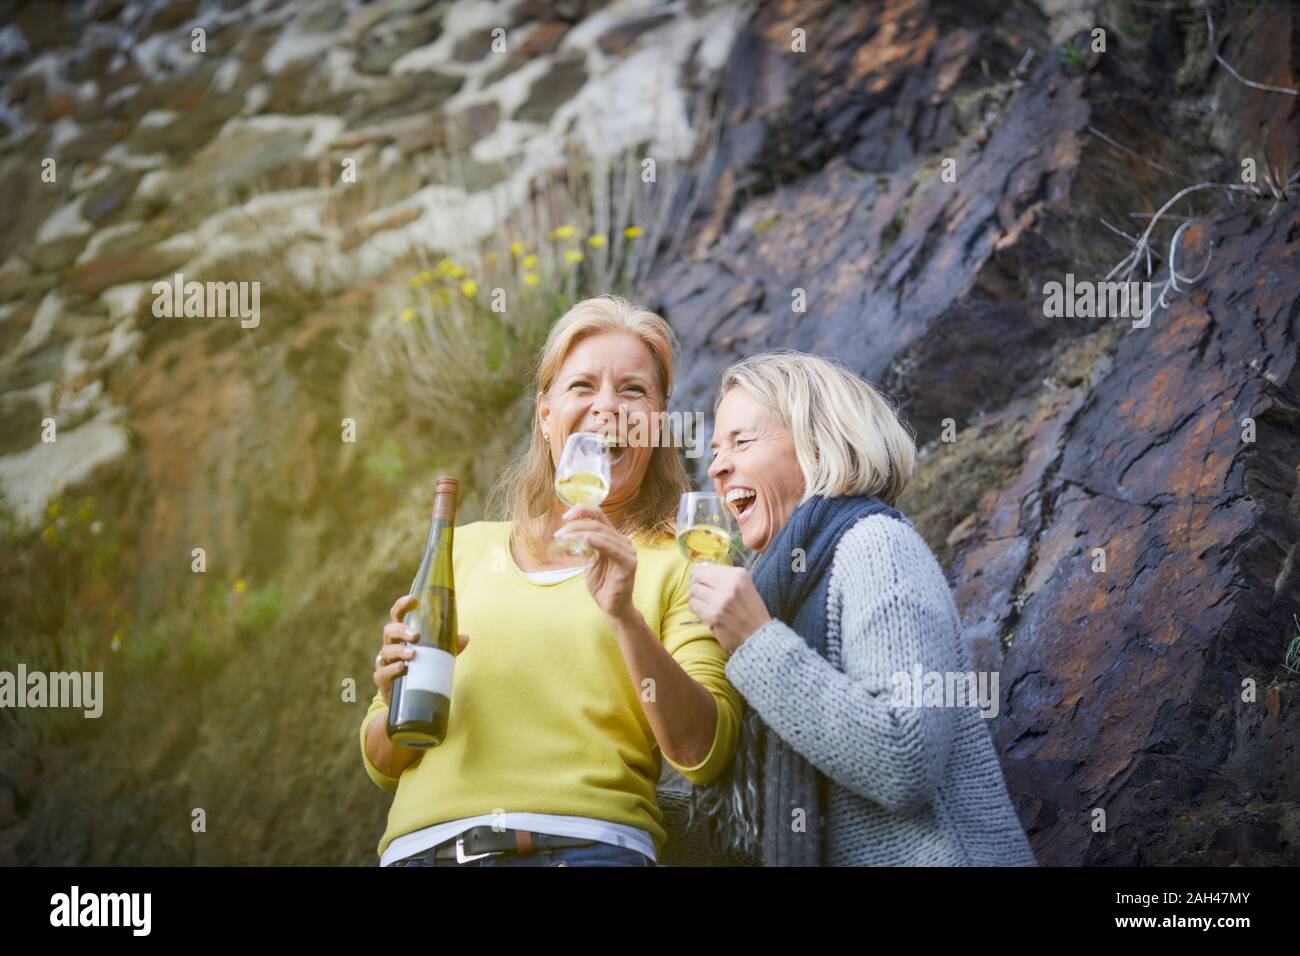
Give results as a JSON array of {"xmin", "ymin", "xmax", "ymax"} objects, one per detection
[
  {"xmin": 399, "ymin": 308, "xmax": 416, "ymax": 323},
  {"xmin": 437, "ymin": 258, "xmax": 465, "ymax": 279},
  {"xmin": 587, "ymin": 234, "xmax": 607, "ymax": 248},
  {"xmin": 47, "ymin": 502, "xmax": 60, "ymax": 518},
  {"xmin": 460, "ymin": 279, "xmax": 478, "ymax": 298},
  {"xmin": 510, "ymin": 241, "xmax": 525, "ymax": 256},
  {"xmin": 624, "ymin": 226, "xmax": 643, "ymax": 238},
  {"xmin": 234, "ymin": 580, "xmax": 247, "ymax": 594},
  {"xmin": 522, "ymin": 254, "xmax": 538, "ymax": 270},
  {"xmin": 523, "ymin": 272, "xmax": 540, "ymax": 286},
  {"xmin": 564, "ymin": 249, "xmax": 584, "ymax": 265}
]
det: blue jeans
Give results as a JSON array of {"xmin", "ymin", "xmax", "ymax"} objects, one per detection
[{"xmin": 390, "ymin": 837, "xmax": 654, "ymax": 867}]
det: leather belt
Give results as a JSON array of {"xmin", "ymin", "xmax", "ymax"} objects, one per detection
[{"xmin": 428, "ymin": 826, "xmax": 598, "ymax": 863}]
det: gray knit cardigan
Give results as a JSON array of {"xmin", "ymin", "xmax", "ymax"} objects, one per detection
[{"xmin": 657, "ymin": 513, "xmax": 1038, "ymax": 866}]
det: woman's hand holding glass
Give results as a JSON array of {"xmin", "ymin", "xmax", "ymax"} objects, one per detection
[
  {"xmin": 550, "ymin": 431, "xmax": 639, "ymax": 620},
  {"xmin": 676, "ymin": 492, "xmax": 738, "ymax": 625},
  {"xmin": 687, "ymin": 564, "xmax": 771, "ymax": 654},
  {"xmin": 557, "ymin": 502, "xmax": 640, "ymax": 622},
  {"xmin": 677, "ymin": 491, "xmax": 769, "ymax": 649}
]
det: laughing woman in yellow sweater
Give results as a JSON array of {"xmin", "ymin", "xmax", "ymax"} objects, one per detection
[{"xmin": 359, "ymin": 294, "xmax": 742, "ymax": 867}]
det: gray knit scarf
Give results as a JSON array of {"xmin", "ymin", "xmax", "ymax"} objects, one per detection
[{"xmin": 684, "ymin": 495, "xmax": 900, "ymax": 866}]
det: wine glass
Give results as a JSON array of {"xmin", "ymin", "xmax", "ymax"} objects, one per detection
[
  {"xmin": 677, "ymin": 491, "xmax": 739, "ymax": 623},
  {"xmin": 548, "ymin": 431, "xmax": 612, "ymax": 565}
]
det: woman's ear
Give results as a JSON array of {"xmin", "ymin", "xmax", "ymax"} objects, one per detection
[{"xmin": 536, "ymin": 390, "xmax": 549, "ymax": 439}]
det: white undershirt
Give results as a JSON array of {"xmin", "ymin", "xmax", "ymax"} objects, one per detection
[
  {"xmin": 380, "ymin": 562, "xmax": 654, "ymax": 866},
  {"xmin": 520, "ymin": 566, "xmax": 585, "ymax": 583}
]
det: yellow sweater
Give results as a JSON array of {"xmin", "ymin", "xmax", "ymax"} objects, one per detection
[{"xmin": 359, "ymin": 520, "xmax": 743, "ymax": 860}]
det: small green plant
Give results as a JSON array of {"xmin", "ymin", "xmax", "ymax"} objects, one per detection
[
  {"xmin": 1285, "ymin": 614, "xmax": 1300, "ymax": 674},
  {"xmin": 32, "ymin": 494, "xmax": 120, "ymax": 574},
  {"xmin": 1, "ymin": 495, "xmax": 291, "ymax": 748},
  {"xmin": 1117, "ymin": 17, "xmax": 1150, "ymax": 42},
  {"xmin": 1063, "ymin": 38, "xmax": 1086, "ymax": 75},
  {"xmin": 119, "ymin": 577, "xmax": 287, "ymax": 678},
  {"xmin": 0, "ymin": 495, "xmax": 123, "ymax": 648},
  {"xmin": 364, "ymin": 438, "xmax": 407, "ymax": 486},
  {"xmin": 236, "ymin": 580, "xmax": 287, "ymax": 636}
]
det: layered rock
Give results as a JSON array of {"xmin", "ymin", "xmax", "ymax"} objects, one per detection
[{"xmin": 647, "ymin": 0, "xmax": 1300, "ymax": 865}]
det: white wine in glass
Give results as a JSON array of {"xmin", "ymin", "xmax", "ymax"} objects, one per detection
[
  {"xmin": 677, "ymin": 492, "xmax": 737, "ymax": 564},
  {"xmin": 549, "ymin": 431, "xmax": 612, "ymax": 564},
  {"xmin": 677, "ymin": 491, "xmax": 739, "ymax": 623},
  {"xmin": 555, "ymin": 471, "xmax": 610, "ymax": 507},
  {"xmin": 678, "ymin": 523, "xmax": 732, "ymax": 563}
]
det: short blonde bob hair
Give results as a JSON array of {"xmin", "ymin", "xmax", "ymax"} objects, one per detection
[
  {"xmin": 716, "ymin": 350, "xmax": 916, "ymax": 505},
  {"xmin": 492, "ymin": 294, "xmax": 691, "ymax": 559}
]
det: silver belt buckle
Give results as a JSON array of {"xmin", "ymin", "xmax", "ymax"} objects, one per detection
[{"xmin": 455, "ymin": 834, "xmax": 494, "ymax": 864}]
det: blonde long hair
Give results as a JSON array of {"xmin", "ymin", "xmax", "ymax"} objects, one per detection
[
  {"xmin": 492, "ymin": 295, "xmax": 692, "ymax": 560},
  {"xmin": 717, "ymin": 350, "xmax": 916, "ymax": 505}
]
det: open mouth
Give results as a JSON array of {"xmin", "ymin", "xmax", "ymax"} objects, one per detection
[
  {"xmin": 589, "ymin": 431, "xmax": 628, "ymax": 465},
  {"xmin": 725, "ymin": 487, "xmax": 757, "ymax": 523}
]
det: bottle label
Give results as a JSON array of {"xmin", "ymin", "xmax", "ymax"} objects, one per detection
[{"xmin": 406, "ymin": 645, "xmax": 455, "ymax": 696}]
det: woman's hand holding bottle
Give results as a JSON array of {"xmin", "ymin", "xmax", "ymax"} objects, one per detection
[{"xmin": 373, "ymin": 593, "xmax": 470, "ymax": 705}]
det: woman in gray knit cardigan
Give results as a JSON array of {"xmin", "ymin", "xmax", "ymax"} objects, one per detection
[{"xmin": 668, "ymin": 350, "xmax": 1036, "ymax": 866}]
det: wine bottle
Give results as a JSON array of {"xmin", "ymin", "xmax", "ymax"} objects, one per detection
[{"xmin": 387, "ymin": 476, "xmax": 459, "ymax": 748}]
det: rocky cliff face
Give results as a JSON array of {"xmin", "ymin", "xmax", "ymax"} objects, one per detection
[
  {"xmin": 646, "ymin": 0, "xmax": 1300, "ymax": 865},
  {"xmin": 1, "ymin": 0, "xmax": 1296, "ymax": 865}
]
